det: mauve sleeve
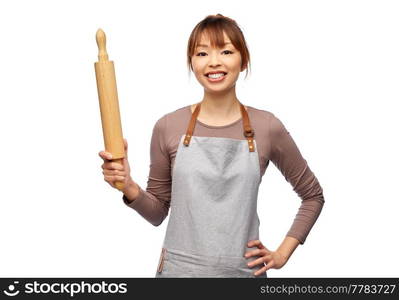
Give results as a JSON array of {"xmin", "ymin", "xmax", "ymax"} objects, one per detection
[
  {"xmin": 269, "ymin": 113, "xmax": 325, "ymax": 245},
  {"xmin": 122, "ymin": 115, "xmax": 172, "ymax": 226}
]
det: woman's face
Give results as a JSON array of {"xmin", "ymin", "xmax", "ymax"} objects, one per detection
[{"xmin": 191, "ymin": 31, "xmax": 244, "ymax": 93}]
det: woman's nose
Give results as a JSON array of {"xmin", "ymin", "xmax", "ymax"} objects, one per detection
[{"xmin": 208, "ymin": 55, "xmax": 221, "ymax": 67}]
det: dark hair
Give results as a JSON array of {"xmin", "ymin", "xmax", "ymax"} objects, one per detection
[{"xmin": 187, "ymin": 13, "xmax": 251, "ymax": 79}]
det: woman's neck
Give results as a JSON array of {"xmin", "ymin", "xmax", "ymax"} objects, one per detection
[
  {"xmin": 198, "ymin": 88, "xmax": 242, "ymax": 118},
  {"xmin": 190, "ymin": 89, "xmax": 247, "ymax": 126}
]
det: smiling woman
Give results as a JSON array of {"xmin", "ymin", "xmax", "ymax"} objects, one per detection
[
  {"xmin": 187, "ymin": 14, "xmax": 251, "ymax": 79},
  {"xmin": 117, "ymin": 13, "xmax": 325, "ymax": 278}
]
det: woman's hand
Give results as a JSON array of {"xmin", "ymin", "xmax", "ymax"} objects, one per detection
[
  {"xmin": 244, "ymin": 239, "xmax": 288, "ymax": 276},
  {"xmin": 99, "ymin": 138, "xmax": 134, "ymax": 194}
]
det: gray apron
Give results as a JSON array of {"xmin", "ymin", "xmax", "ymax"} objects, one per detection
[{"xmin": 155, "ymin": 102, "xmax": 267, "ymax": 278}]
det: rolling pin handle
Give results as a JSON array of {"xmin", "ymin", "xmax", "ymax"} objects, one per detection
[{"xmin": 96, "ymin": 28, "xmax": 109, "ymax": 62}]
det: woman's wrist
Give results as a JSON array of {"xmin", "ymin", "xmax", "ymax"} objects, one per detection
[
  {"xmin": 123, "ymin": 179, "xmax": 140, "ymax": 203},
  {"xmin": 276, "ymin": 236, "xmax": 300, "ymax": 261}
]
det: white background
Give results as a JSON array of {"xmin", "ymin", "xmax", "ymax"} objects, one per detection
[{"xmin": 0, "ymin": 0, "xmax": 398, "ymax": 277}]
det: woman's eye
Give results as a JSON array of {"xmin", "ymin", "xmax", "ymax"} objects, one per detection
[{"xmin": 196, "ymin": 50, "xmax": 233, "ymax": 56}]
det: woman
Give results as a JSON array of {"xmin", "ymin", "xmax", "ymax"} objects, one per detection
[{"xmin": 99, "ymin": 14, "xmax": 325, "ymax": 278}]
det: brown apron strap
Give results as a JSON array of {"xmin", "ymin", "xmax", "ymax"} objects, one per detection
[
  {"xmin": 183, "ymin": 101, "xmax": 255, "ymax": 152},
  {"xmin": 183, "ymin": 102, "xmax": 201, "ymax": 147},
  {"xmin": 240, "ymin": 103, "xmax": 255, "ymax": 152}
]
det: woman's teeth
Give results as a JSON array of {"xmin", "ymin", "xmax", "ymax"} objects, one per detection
[{"xmin": 208, "ymin": 73, "xmax": 225, "ymax": 78}]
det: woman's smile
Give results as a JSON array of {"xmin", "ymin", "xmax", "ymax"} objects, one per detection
[{"xmin": 206, "ymin": 72, "xmax": 228, "ymax": 82}]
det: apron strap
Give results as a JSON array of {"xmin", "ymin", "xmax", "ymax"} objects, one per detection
[
  {"xmin": 240, "ymin": 103, "xmax": 256, "ymax": 152},
  {"xmin": 183, "ymin": 102, "xmax": 256, "ymax": 152},
  {"xmin": 183, "ymin": 102, "xmax": 201, "ymax": 147}
]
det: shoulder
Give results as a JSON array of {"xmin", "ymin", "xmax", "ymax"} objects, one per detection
[
  {"xmin": 165, "ymin": 105, "xmax": 191, "ymax": 119},
  {"xmin": 246, "ymin": 105, "xmax": 274, "ymax": 120},
  {"xmin": 153, "ymin": 105, "xmax": 190, "ymax": 131},
  {"xmin": 247, "ymin": 106, "xmax": 288, "ymax": 137},
  {"xmin": 246, "ymin": 105, "xmax": 281, "ymax": 128}
]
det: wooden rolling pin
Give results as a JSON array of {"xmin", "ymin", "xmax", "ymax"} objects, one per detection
[{"xmin": 94, "ymin": 28, "xmax": 125, "ymax": 191}]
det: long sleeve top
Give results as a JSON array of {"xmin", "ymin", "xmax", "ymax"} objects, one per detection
[{"xmin": 122, "ymin": 105, "xmax": 325, "ymax": 245}]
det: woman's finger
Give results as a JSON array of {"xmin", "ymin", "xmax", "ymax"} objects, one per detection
[
  {"xmin": 102, "ymin": 162, "xmax": 124, "ymax": 170},
  {"xmin": 99, "ymin": 151, "xmax": 113, "ymax": 160},
  {"xmin": 263, "ymin": 254, "xmax": 273, "ymax": 263},
  {"xmin": 244, "ymin": 248, "xmax": 266, "ymax": 258},
  {"xmin": 247, "ymin": 239, "xmax": 265, "ymax": 249},
  {"xmin": 262, "ymin": 259, "xmax": 275, "ymax": 273},
  {"xmin": 247, "ymin": 255, "xmax": 266, "ymax": 268},
  {"xmin": 247, "ymin": 240, "xmax": 272, "ymax": 254},
  {"xmin": 104, "ymin": 175, "xmax": 125, "ymax": 182},
  {"xmin": 254, "ymin": 262, "xmax": 271, "ymax": 276},
  {"xmin": 103, "ymin": 169, "xmax": 124, "ymax": 176}
]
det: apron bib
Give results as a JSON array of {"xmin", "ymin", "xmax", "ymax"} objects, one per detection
[{"xmin": 155, "ymin": 102, "xmax": 267, "ymax": 278}]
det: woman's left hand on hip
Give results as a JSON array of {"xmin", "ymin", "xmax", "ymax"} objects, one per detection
[{"xmin": 244, "ymin": 239, "xmax": 288, "ymax": 276}]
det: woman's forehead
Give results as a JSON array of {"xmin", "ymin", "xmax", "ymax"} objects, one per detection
[{"xmin": 196, "ymin": 33, "xmax": 232, "ymax": 48}]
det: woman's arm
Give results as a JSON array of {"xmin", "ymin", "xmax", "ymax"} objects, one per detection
[
  {"xmin": 123, "ymin": 179, "xmax": 140, "ymax": 202},
  {"xmin": 269, "ymin": 113, "xmax": 325, "ymax": 245},
  {"xmin": 245, "ymin": 114, "xmax": 324, "ymax": 275},
  {"xmin": 276, "ymin": 236, "xmax": 300, "ymax": 261},
  {"xmin": 122, "ymin": 115, "xmax": 172, "ymax": 226}
]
